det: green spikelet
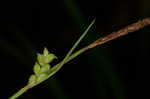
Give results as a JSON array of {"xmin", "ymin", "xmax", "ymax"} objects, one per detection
[
  {"xmin": 28, "ymin": 75, "xmax": 36, "ymax": 85},
  {"xmin": 33, "ymin": 62, "xmax": 41, "ymax": 76},
  {"xmin": 40, "ymin": 64, "xmax": 50, "ymax": 73},
  {"xmin": 37, "ymin": 74, "xmax": 48, "ymax": 82}
]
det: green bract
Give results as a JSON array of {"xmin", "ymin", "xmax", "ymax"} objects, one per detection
[
  {"xmin": 37, "ymin": 49, "xmax": 57, "ymax": 65},
  {"xmin": 40, "ymin": 64, "xmax": 50, "ymax": 73},
  {"xmin": 28, "ymin": 75, "xmax": 36, "ymax": 85},
  {"xmin": 33, "ymin": 63, "xmax": 41, "ymax": 76},
  {"xmin": 37, "ymin": 74, "xmax": 48, "ymax": 82},
  {"xmin": 44, "ymin": 54, "xmax": 57, "ymax": 64},
  {"xmin": 37, "ymin": 54, "xmax": 45, "ymax": 65},
  {"xmin": 43, "ymin": 47, "xmax": 49, "ymax": 56}
]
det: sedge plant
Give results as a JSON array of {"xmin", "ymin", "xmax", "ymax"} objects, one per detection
[{"xmin": 9, "ymin": 17, "xmax": 150, "ymax": 99}]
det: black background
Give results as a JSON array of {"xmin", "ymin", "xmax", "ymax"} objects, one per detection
[{"xmin": 0, "ymin": 0, "xmax": 149, "ymax": 99}]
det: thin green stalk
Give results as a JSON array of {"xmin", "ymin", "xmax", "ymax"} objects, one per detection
[{"xmin": 9, "ymin": 86, "xmax": 30, "ymax": 99}]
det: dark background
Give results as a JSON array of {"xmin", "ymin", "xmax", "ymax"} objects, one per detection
[{"xmin": 1, "ymin": 0, "xmax": 149, "ymax": 99}]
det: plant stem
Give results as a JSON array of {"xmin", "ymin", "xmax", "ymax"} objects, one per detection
[
  {"xmin": 9, "ymin": 17, "xmax": 150, "ymax": 99},
  {"xmin": 42, "ymin": 17, "xmax": 150, "ymax": 85},
  {"xmin": 9, "ymin": 85, "xmax": 30, "ymax": 99},
  {"xmin": 65, "ymin": 17, "xmax": 150, "ymax": 63}
]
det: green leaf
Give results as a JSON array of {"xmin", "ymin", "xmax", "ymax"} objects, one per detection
[{"xmin": 33, "ymin": 62, "xmax": 41, "ymax": 76}]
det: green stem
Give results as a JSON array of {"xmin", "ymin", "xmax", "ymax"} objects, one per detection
[
  {"xmin": 9, "ymin": 17, "xmax": 150, "ymax": 99},
  {"xmin": 9, "ymin": 85, "xmax": 29, "ymax": 99}
]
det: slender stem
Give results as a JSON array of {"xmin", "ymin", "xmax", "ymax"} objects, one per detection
[
  {"xmin": 9, "ymin": 85, "xmax": 30, "ymax": 99},
  {"xmin": 9, "ymin": 17, "xmax": 150, "ymax": 99}
]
